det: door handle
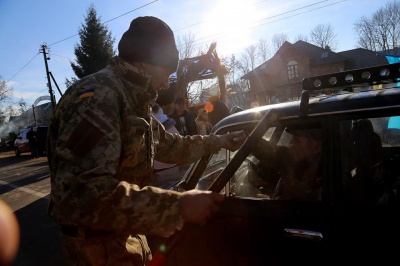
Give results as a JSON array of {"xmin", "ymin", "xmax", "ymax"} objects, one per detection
[{"xmin": 284, "ymin": 228, "xmax": 323, "ymax": 242}]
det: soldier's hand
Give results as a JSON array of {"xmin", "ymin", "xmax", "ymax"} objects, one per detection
[
  {"xmin": 219, "ymin": 130, "xmax": 246, "ymax": 151},
  {"xmin": 180, "ymin": 190, "xmax": 225, "ymax": 225}
]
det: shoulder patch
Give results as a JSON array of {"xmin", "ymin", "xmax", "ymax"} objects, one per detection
[{"xmin": 79, "ymin": 88, "xmax": 95, "ymax": 99}]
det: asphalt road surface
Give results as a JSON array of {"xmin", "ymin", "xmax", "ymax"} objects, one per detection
[{"xmin": 0, "ymin": 149, "xmax": 65, "ymax": 266}]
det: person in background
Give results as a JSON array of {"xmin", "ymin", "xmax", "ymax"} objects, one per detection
[
  {"xmin": 26, "ymin": 127, "xmax": 38, "ymax": 158},
  {"xmin": 168, "ymin": 97, "xmax": 198, "ymax": 136},
  {"xmin": 206, "ymin": 95, "xmax": 230, "ymax": 127},
  {"xmin": 47, "ymin": 16, "xmax": 246, "ymax": 265},
  {"xmin": 152, "ymin": 103, "xmax": 179, "ymax": 171},
  {"xmin": 152, "ymin": 103, "xmax": 192, "ymax": 189},
  {"xmin": 195, "ymin": 108, "xmax": 212, "ymax": 135}
]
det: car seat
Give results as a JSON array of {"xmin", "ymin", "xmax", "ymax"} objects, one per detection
[{"xmin": 350, "ymin": 119, "xmax": 385, "ymax": 205}]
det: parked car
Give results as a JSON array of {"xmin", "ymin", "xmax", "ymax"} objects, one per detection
[
  {"xmin": 14, "ymin": 126, "xmax": 48, "ymax": 157},
  {"xmin": 151, "ymin": 63, "xmax": 400, "ymax": 265}
]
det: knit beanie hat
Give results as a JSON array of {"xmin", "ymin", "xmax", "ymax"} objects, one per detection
[{"xmin": 118, "ymin": 16, "xmax": 179, "ymax": 71}]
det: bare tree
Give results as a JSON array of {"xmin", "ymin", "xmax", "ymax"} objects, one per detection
[
  {"xmin": 236, "ymin": 45, "xmax": 259, "ymax": 97},
  {"xmin": 240, "ymin": 45, "xmax": 258, "ymax": 74},
  {"xmin": 222, "ymin": 54, "xmax": 238, "ymax": 86},
  {"xmin": 310, "ymin": 23, "xmax": 337, "ymax": 50},
  {"xmin": 0, "ymin": 76, "xmax": 13, "ymax": 124},
  {"xmin": 0, "ymin": 77, "xmax": 12, "ymax": 104},
  {"xmin": 294, "ymin": 34, "xmax": 309, "ymax": 43},
  {"xmin": 354, "ymin": 0, "xmax": 400, "ymax": 52},
  {"xmin": 175, "ymin": 33, "xmax": 211, "ymax": 104},
  {"xmin": 221, "ymin": 54, "xmax": 247, "ymax": 108},
  {"xmin": 257, "ymin": 38, "xmax": 271, "ymax": 63},
  {"xmin": 176, "ymin": 32, "xmax": 197, "ymax": 60},
  {"xmin": 271, "ymin": 33, "xmax": 289, "ymax": 53},
  {"xmin": 353, "ymin": 16, "xmax": 375, "ymax": 50}
]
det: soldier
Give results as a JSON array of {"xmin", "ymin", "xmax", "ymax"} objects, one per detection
[{"xmin": 46, "ymin": 16, "xmax": 246, "ymax": 265}]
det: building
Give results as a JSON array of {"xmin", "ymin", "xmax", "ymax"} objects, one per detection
[
  {"xmin": 241, "ymin": 40, "xmax": 389, "ymax": 105},
  {"xmin": 6, "ymin": 102, "xmax": 52, "ymax": 133}
]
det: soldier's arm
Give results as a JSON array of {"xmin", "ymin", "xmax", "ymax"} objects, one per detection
[{"xmin": 154, "ymin": 120, "xmax": 245, "ymax": 164}]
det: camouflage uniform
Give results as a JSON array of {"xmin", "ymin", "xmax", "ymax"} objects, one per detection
[{"xmin": 47, "ymin": 56, "xmax": 223, "ymax": 265}]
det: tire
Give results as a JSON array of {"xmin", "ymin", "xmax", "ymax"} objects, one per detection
[{"xmin": 15, "ymin": 148, "xmax": 21, "ymax": 157}]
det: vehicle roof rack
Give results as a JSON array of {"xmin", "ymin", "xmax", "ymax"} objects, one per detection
[{"xmin": 299, "ymin": 62, "xmax": 400, "ymax": 116}]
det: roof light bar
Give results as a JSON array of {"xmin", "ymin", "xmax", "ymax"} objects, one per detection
[{"xmin": 302, "ymin": 63, "xmax": 400, "ymax": 91}]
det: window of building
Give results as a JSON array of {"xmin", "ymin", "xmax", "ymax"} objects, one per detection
[{"xmin": 287, "ymin": 61, "xmax": 299, "ymax": 80}]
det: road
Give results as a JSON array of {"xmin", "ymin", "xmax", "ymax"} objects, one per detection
[{"xmin": 0, "ymin": 150, "xmax": 65, "ymax": 266}]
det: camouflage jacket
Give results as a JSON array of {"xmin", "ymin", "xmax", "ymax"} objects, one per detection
[{"xmin": 47, "ymin": 56, "xmax": 223, "ymax": 237}]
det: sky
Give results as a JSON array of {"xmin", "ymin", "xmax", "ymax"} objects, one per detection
[{"xmin": 0, "ymin": 0, "xmax": 396, "ymax": 109}]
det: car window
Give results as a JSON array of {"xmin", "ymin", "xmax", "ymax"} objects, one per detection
[
  {"xmin": 230, "ymin": 125, "xmax": 323, "ymax": 201},
  {"xmin": 19, "ymin": 130, "xmax": 28, "ymax": 139},
  {"xmin": 196, "ymin": 124, "xmax": 324, "ymax": 202},
  {"xmin": 195, "ymin": 149, "xmax": 228, "ymax": 191},
  {"xmin": 340, "ymin": 116, "xmax": 400, "ymax": 206}
]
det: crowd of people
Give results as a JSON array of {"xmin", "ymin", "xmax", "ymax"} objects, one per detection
[{"xmin": 155, "ymin": 95, "xmax": 243, "ymax": 137}]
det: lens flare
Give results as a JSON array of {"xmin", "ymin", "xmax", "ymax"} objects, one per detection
[
  {"xmin": 0, "ymin": 199, "xmax": 20, "ymax": 266},
  {"xmin": 204, "ymin": 102, "xmax": 214, "ymax": 112}
]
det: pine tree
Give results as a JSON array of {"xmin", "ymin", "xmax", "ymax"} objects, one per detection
[{"xmin": 70, "ymin": 4, "xmax": 115, "ymax": 80}]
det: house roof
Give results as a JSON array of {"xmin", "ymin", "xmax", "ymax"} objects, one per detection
[
  {"xmin": 241, "ymin": 40, "xmax": 388, "ymax": 79},
  {"xmin": 338, "ymin": 48, "xmax": 388, "ymax": 69},
  {"xmin": 292, "ymin": 40, "xmax": 349, "ymax": 65}
]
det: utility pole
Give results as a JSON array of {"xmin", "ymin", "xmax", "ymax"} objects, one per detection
[
  {"xmin": 40, "ymin": 43, "xmax": 56, "ymax": 112},
  {"xmin": 49, "ymin": 72, "xmax": 63, "ymax": 97},
  {"xmin": 32, "ymin": 105, "xmax": 37, "ymax": 126}
]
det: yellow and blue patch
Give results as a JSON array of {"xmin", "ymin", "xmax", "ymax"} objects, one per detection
[{"xmin": 79, "ymin": 88, "xmax": 95, "ymax": 99}]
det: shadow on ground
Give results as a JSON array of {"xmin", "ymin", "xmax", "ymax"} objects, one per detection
[{"xmin": 12, "ymin": 198, "xmax": 65, "ymax": 266}]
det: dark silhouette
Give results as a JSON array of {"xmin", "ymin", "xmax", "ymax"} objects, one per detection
[
  {"xmin": 26, "ymin": 128, "xmax": 38, "ymax": 158},
  {"xmin": 169, "ymin": 97, "xmax": 198, "ymax": 135},
  {"xmin": 207, "ymin": 97, "xmax": 230, "ymax": 126},
  {"xmin": 251, "ymin": 128, "xmax": 323, "ymax": 201}
]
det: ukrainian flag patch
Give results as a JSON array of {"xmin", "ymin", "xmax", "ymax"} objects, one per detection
[{"xmin": 79, "ymin": 88, "xmax": 95, "ymax": 99}]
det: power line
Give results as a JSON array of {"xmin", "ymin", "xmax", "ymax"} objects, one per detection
[
  {"xmin": 188, "ymin": 0, "xmax": 346, "ymax": 49},
  {"xmin": 254, "ymin": 0, "xmax": 330, "ymax": 23},
  {"xmin": 104, "ymin": 0, "xmax": 158, "ymax": 23},
  {"xmin": 51, "ymin": 53, "xmax": 74, "ymax": 61},
  {"xmin": 7, "ymin": 53, "xmax": 39, "ymax": 82},
  {"xmin": 174, "ymin": 0, "xmax": 329, "ymax": 34},
  {"xmin": 6, "ymin": 1, "xmax": 158, "ymax": 83},
  {"xmin": 174, "ymin": 0, "xmax": 270, "ymax": 33},
  {"xmin": 48, "ymin": 0, "xmax": 158, "ymax": 46},
  {"xmin": 252, "ymin": 0, "xmax": 346, "ymax": 29}
]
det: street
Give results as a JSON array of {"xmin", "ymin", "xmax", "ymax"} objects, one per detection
[{"xmin": 0, "ymin": 150, "xmax": 64, "ymax": 266}]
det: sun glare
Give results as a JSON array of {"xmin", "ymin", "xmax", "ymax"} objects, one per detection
[{"xmin": 201, "ymin": 0, "xmax": 263, "ymax": 55}]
